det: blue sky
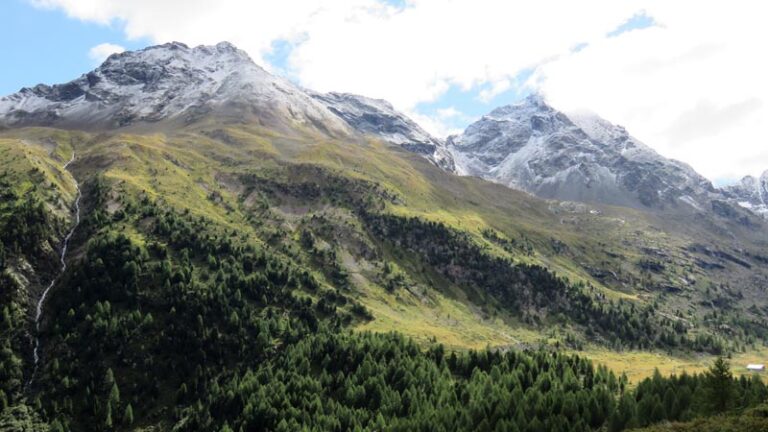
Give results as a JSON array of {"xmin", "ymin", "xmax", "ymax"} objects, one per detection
[{"xmin": 0, "ymin": 0, "xmax": 148, "ymax": 95}]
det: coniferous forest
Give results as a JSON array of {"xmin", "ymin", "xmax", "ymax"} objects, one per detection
[{"xmin": 2, "ymin": 162, "xmax": 767, "ymax": 431}]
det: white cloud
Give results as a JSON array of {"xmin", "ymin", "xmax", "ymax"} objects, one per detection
[
  {"xmin": 437, "ymin": 107, "xmax": 461, "ymax": 119},
  {"xmin": 478, "ymin": 79, "xmax": 511, "ymax": 103},
  {"xmin": 30, "ymin": 0, "xmax": 384, "ymax": 69},
  {"xmin": 537, "ymin": 0, "xmax": 768, "ymax": 180},
  {"xmin": 29, "ymin": 0, "xmax": 637, "ymax": 107},
  {"xmin": 29, "ymin": 0, "xmax": 768, "ymax": 179},
  {"xmin": 88, "ymin": 42, "xmax": 125, "ymax": 64},
  {"xmin": 409, "ymin": 110, "xmax": 463, "ymax": 138}
]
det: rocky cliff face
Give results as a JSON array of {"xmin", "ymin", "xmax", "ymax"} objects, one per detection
[
  {"xmin": 721, "ymin": 172, "xmax": 768, "ymax": 218},
  {"xmin": 309, "ymin": 91, "xmax": 455, "ymax": 171},
  {"xmin": 448, "ymin": 94, "xmax": 718, "ymax": 212}
]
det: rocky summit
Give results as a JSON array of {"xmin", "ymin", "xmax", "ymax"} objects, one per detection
[
  {"xmin": 0, "ymin": 42, "xmax": 354, "ymax": 135},
  {"xmin": 722, "ymin": 171, "xmax": 768, "ymax": 218},
  {"xmin": 309, "ymin": 91, "xmax": 455, "ymax": 171},
  {"xmin": 447, "ymin": 94, "xmax": 722, "ymax": 212},
  {"xmin": 0, "ymin": 42, "xmax": 457, "ymax": 170}
]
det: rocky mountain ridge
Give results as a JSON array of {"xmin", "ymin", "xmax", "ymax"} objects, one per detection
[
  {"xmin": 1, "ymin": 41, "xmax": 762, "ymax": 220},
  {"xmin": 308, "ymin": 91, "xmax": 455, "ymax": 170},
  {"xmin": 0, "ymin": 41, "xmax": 455, "ymax": 169},
  {"xmin": 722, "ymin": 171, "xmax": 768, "ymax": 217},
  {"xmin": 446, "ymin": 95, "xmax": 747, "ymax": 217}
]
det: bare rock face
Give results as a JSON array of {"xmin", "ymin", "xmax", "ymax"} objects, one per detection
[
  {"xmin": 448, "ymin": 94, "xmax": 719, "ymax": 212},
  {"xmin": 309, "ymin": 91, "xmax": 455, "ymax": 171},
  {"xmin": 721, "ymin": 171, "xmax": 768, "ymax": 218}
]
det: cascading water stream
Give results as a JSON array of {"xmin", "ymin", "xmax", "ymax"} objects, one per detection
[{"xmin": 30, "ymin": 152, "xmax": 81, "ymax": 372}]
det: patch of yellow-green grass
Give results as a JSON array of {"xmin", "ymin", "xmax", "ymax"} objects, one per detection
[
  {"xmin": 109, "ymin": 223, "xmax": 148, "ymax": 247},
  {"xmin": 295, "ymin": 138, "xmax": 437, "ymax": 203},
  {"xmin": 0, "ymin": 137, "xmax": 78, "ymax": 213},
  {"xmin": 0, "ymin": 127, "xmax": 86, "ymax": 161},
  {"xmin": 582, "ymin": 346, "xmax": 768, "ymax": 384},
  {"xmin": 83, "ymin": 133, "xmax": 257, "ymax": 235},
  {"xmin": 356, "ymin": 280, "xmax": 541, "ymax": 350},
  {"xmin": 344, "ymin": 245, "xmax": 542, "ymax": 350}
]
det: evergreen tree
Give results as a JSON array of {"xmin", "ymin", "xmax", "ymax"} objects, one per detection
[
  {"xmin": 123, "ymin": 403, "xmax": 134, "ymax": 425},
  {"xmin": 705, "ymin": 356, "xmax": 735, "ymax": 413},
  {"xmin": 608, "ymin": 393, "xmax": 636, "ymax": 432}
]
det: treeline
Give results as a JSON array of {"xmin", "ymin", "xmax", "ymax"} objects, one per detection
[
  {"xmin": 181, "ymin": 331, "xmax": 621, "ymax": 432},
  {"xmin": 0, "ymin": 269, "xmax": 25, "ymax": 411},
  {"xmin": 609, "ymin": 358, "xmax": 768, "ymax": 430},
  {"xmin": 365, "ymin": 213, "xmax": 722, "ymax": 353},
  {"xmin": 180, "ymin": 337, "xmax": 765, "ymax": 432},
  {"xmin": 235, "ymin": 164, "xmax": 729, "ymax": 353},
  {"xmin": 0, "ymin": 167, "xmax": 65, "ymax": 259}
]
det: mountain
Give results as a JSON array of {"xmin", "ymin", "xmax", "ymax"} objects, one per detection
[
  {"xmin": 448, "ymin": 94, "xmax": 719, "ymax": 212},
  {"xmin": 0, "ymin": 41, "xmax": 454, "ymax": 170},
  {"xmin": 721, "ymin": 171, "xmax": 768, "ymax": 217},
  {"xmin": 309, "ymin": 91, "xmax": 455, "ymax": 170},
  {"xmin": 0, "ymin": 41, "xmax": 354, "ymax": 135},
  {"xmin": 3, "ymin": 41, "xmax": 768, "ymax": 431}
]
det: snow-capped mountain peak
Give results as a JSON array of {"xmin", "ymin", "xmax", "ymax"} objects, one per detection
[
  {"xmin": 0, "ymin": 41, "xmax": 456, "ymax": 169},
  {"xmin": 448, "ymin": 96, "xmax": 718, "ymax": 211},
  {"xmin": 309, "ymin": 91, "xmax": 455, "ymax": 171},
  {"xmin": 0, "ymin": 41, "xmax": 351, "ymax": 135},
  {"xmin": 722, "ymin": 170, "xmax": 768, "ymax": 217}
]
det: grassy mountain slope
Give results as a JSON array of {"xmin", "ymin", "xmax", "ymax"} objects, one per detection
[
  {"xmin": 4, "ymin": 123, "xmax": 768, "ymax": 352},
  {"xmin": 2, "ymin": 121, "xmax": 768, "ymax": 429}
]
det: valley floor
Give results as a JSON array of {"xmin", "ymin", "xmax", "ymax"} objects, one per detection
[
  {"xmin": 353, "ymin": 274, "xmax": 768, "ymax": 383},
  {"xmin": 584, "ymin": 346, "xmax": 768, "ymax": 384}
]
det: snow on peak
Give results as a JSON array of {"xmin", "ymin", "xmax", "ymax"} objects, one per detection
[
  {"xmin": 449, "ymin": 99, "xmax": 718, "ymax": 211},
  {"xmin": 0, "ymin": 41, "xmax": 350, "ymax": 135},
  {"xmin": 566, "ymin": 110, "xmax": 624, "ymax": 143},
  {"xmin": 724, "ymin": 170, "xmax": 768, "ymax": 218},
  {"xmin": 309, "ymin": 91, "xmax": 455, "ymax": 171}
]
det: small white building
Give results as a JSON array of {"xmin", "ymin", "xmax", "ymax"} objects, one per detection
[{"xmin": 746, "ymin": 364, "xmax": 765, "ymax": 372}]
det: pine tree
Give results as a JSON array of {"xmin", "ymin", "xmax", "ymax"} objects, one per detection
[
  {"xmin": 705, "ymin": 356, "xmax": 735, "ymax": 413},
  {"xmin": 50, "ymin": 419, "xmax": 65, "ymax": 432},
  {"xmin": 105, "ymin": 401, "xmax": 113, "ymax": 429},
  {"xmin": 608, "ymin": 393, "xmax": 636, "ymax": 432},
  {"xmin": 110, "ymin": 382, "xmax": 121, "ymax": 406},
  {"xmin": 124, "ymin": 403, "xmax": 134, "ymax": 425}
]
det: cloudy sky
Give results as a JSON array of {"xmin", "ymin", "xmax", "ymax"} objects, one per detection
[{"xmin": 2, "ymin": 0, "xmax": 766, "ymax": 183}]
